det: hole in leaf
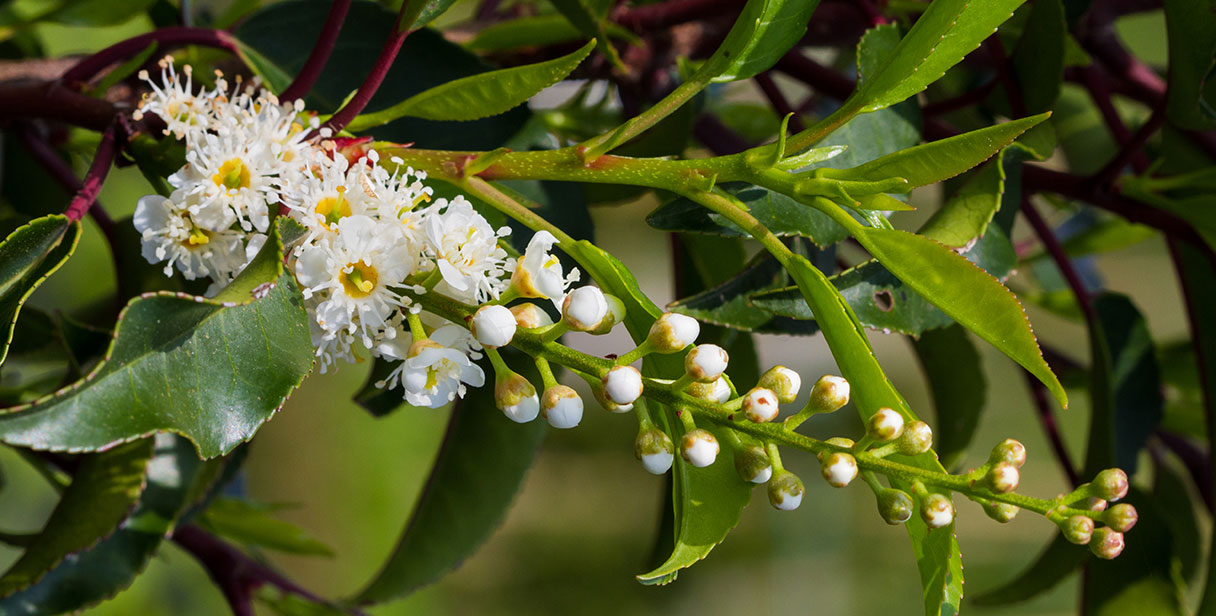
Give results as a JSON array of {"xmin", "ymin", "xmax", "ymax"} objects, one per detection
[{"xmin": 873, "ymin": 290, "xmax": 895, "ymax": 312}]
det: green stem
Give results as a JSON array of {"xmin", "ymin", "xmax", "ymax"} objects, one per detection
[
  {"xmin": 535, "ymin": 356, "xmax": 557, "ymax": 389},
  {"xmin": 485, "ymin": 347, "xmax": 511, "ymax": 377},
  {"xmin": 406, "ymin": 311, "xmax": 427, "ymax": 341},
  {"xmin": 580, "ymin": 73, "xmax": 713, "ymax": 161}
]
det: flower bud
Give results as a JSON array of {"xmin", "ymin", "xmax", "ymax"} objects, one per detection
[
  {"xmin": 562, "ymin": 286, "xmax": 608, "ymax": 331},
  {"xmin": 824, "ymin": 437, "xmax": 855, "ymax": 450},
  {"xmin": 1089, "ymin": 527, "xmax": 1125, "ymax": 559},
  {"xmin": 592, "ymin": 382, "xmax": 632, "ymax": 413},
  {"xmin": 495, "ymin": 372, "xmax": 539, "ymax": 423},
  {"xmin": 988, "ymin": 438, "xmax": 1027, "ymax": 468},
  {"xmin": 768, "ymin": 470, "xmax": 804, "ymax": 511},
  {"xmin": 602, "ymin": 365, "xmax": 643, "ymax": 406},
  {"xmin": 808, "ymin": 375, "xmax": 850, "ymax": 412},
  {"xmin": 921, "ymin": 493, "xmax": 955, "ymax": 529},
  {"xmin": 982, "ymin": 501, "xmax": 1019, "ymax": 523},
  {"xmin": 1081, "ymin": 497, "xmax": 1108, "ymax": 512},
  {"xmin": 635, "ymin": 428, "xmax": 675, "ymax": 475},
  {"xmin": 647, "ymin": 312, "xmax": 699, "ymax": 353},
  {"xmin": 1061, "ymin": 515, "xmax": 1095, "ymax": 545},
  {"xmin": 1104, "ymin": 503, "xmax": 1138, "ymax": 533},
  {"xmin": 587, "ymin": 293, "xmax": 625, "ymax": 335},
  {"xmin": 877, "ymin": 489, "xmax": 914, "ymax": 525},
  {"xmin": 986, "ymin": 461, "xmax": 1020, "ymax": 494},
  {"xmin": 510, "ymin": 302, "xmax": 553, "ymax": 329},
  {"xmin": 687, "ymin": 377, "xmax": 731, "ymax": 404},
  {"xmin": 820, "ymin": 452, "xmax": 858, "ymax": 487},
  {"xmin": 541, "ymin": 385, "xmax": 583, "ymax": 429},
  {"xmin": 680, "ymin": 429, "xmax": 720, "ymax": 467},
  {"xmin": 1092, "ymin": 468, "xmax": 1129, "ymax": 502},
  {"xmin": 757, "ymin": 365, "xmax": 801, "ymax": 404},
  {"xmin": 734, "ymin": 445, "xmax": 773, "ymax": 484},
  {"xmin": 685, "ymin": 344, "xmax": 729, "ymax": 382},
  {"xmin": 897, "ymin": 421, "xmax": 933, "ymax": 455},
  {"xmin": 470, "ymin": 304, "xmax": 516, "ymax": 349},
  {"xmin": 742, "ymin": 387, "xmax": 780, "ymax": 423},
  {"xmin": 867, "ymin": 408, "xmax": 904, "ymax": 442}
]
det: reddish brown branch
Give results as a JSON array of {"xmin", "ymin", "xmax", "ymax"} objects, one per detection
[
  {"xmin": 63, "ymin": 122, "xmax": 120, "ymax": 223},
  {"xmin": 753, "ymin": 72, "xmax": 804, "ymax": 133},
  {"xmin": 60, "ymin": 27, "xmax": 238, "ymax": 88},
  {"xmin": 321, "ymin": 5, "xmax": 413, "ymax": 134},
  {"xmin": 280, "ymin": 0, "xmax": 353, "ymax": 102},
  {"xmin": 0, "ymin": 81, "xmax": 118, "ymax": 131},
  {"xmin": 1026, "ymin": 372, "xmax": 1081, "ymax": 486}
]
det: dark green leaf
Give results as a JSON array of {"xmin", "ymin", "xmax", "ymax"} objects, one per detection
[
  {"xmin": 700, "ymin": 0, "xmax": 820, "ymax": 83},
  {"xmin": 0, "ymin": 215, "xmax": 79, "ymax": 367},
  {"xmin": 548, "ymin": 0, "xmax": 625, "ymax": 71},
  {"xmin": 348, "ymin": 41, "xmax": 594, "ymax": 128},
  {"xmin": 352, "ymin": 351, "xmax": 547, "ymax": 603},
  {"xmin": 973, "ymin": 535, "xmax": 1085, "ymax": 605},
  {"xmin": 1156, "ymin": 461, "xmax": 1201, "ymax": 582},
  {"xmin": 0, "ymin": 439, "xmax": 153, "ymax": 598},
  {"xmin": 1084, "ymin": 490, "xmax": 1186, "ymax": 615},
  {"xmin": 851, "ymin": 0, "xmax": 1029, "ymax": 113},
  {"xmin": 1164, "ymin": 0, "xmax": 1216, "ymax": 130},
  {"xmin": 1094, "ymin": 294, "xmax": 1162, "ymax": 474},
  {"xmin": 198, "ymin": 497, "xmax": 333, "ymax": 557},
  {"xmin": 466, "ymin": 15, "xmax": 638, "ymax": 53},
  {"xmin": 647, "ymin": 183, "xmax": 848, "ymax": 247},
  {"xmin": 912, "ymin": 325, "xmax": 985, "ymax": 470},
  {"xmin": 1011, "ymin": 0, "xmax": 1065, "ymax": 114},
  {"xmin": 0, "ymin": 229, "xmax": 313, "ymax": 459}
]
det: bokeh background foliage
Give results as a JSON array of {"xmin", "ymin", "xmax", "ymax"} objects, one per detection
[{"xmin": 0, "ymin": 0, "xmax": 1213, "ymax": 614}]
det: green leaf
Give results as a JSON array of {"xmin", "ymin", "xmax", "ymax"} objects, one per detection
[
  {"xmin": 1084, "ymin": 490, "xmax": 1186, "ymax": 615},
  {"xmin": 198, "ymin": 497, "xmax": 333, "ymax": 557},
  {"xmin": 0, "ymin": 434, "xmax": 222, "ymax": 614},
  {"xmin": 45, "ymin": 0, "xmax": 157, "ymax": 26},
  {"xmin": 670, "ymin": 246, "xmax": 822, "ymax": 335},
  {"xmin": 1164, "ymin": 0, "xmax": 1216, "ymax": 130},
  {"xmin": 1156, "ymin": 461, "xmax": 1202, "ymax": 582},
  {"xmin": 1094, "ymin": 294, "xmax": 1162, "ymax": 474},
  {"xmin": 548, "ymin": 0, "xmax": 625, "ymax": 71},
  {"xmin": 467, "ymin": 15, "xmax": 638, "ymax": 53},
  {"xmin": 0, "ymin": 215, "xmax": 79, "ymax": 367},
  {"xmin": 1010, "ymin": 0, "xmax": 1066, "ymax": 114},
  {"xmin": 352, "ymin": 352, "xmax": 547, "ymax": 603},
  {"xmin": 700, "ymin": 0, "xmax": 821, "ymax": 83},
  {"xmin": 405, "ymin": 0, "xmax": 459, "ymax": 30},
  {"xmin": 0, "ymin": 439, "xmax": 153, "ymax": 598},
  {"xmin": 852, "ymin": 224, "xmax": 1066, "ymax": 407},
  {"xmin": 973, "ymin": 534, "xmax": 1085, "ymax": 605},
  {"xmin": 838, "ymin": 114, "xmax": 1050, "ymax": 191},
  {"xmin": 911, "ymin": 325, "xmax": 985, "ymax": 470},
  {"xmin": 850, "ymin": 0, "xmax": 1029, "ymax": 113},
  {"xmin": 0, "ymin": 229, "xmax": 314, "ymax": 459},
  {"xmin": 353, "ymin": 358, "xmax": 413, "ymax": 418},
  {"xmin": 348, "ymin": 41, "xmax": 594, "ymax": 129},
  {"xmin": 647, "ymin": 183, "xmax": 848, "ymax": 247},
  {"xmin": 920, "ymin": 149, "xmax": 1019, "ymax": 248}
]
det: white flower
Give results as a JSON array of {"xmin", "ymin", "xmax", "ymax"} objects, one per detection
[
  {"xmin": 169, "ymin": 125, "xmax": 283, "ymax": 233},
  {"xmin": 820, "ymin": 452, "xmax": 858, "ymax": 487},
  {"xmin": 641, "ymin": 450, "xmax": 674, "ymax": 475},
  {"xmin": 922, "ymin": 494, "xmax": 955, "ymax": 529},
  {"xmin": 541, "ymin": 385, "xmax": 583, "ymax": 429},
  {"xmin": 385, "ymin": 326, "xmax": 485, "ymax": 408},
  {"xmin": 285, "ymin": 153, "xmax": 368, "ymax": 240},
  {"xmin": 561, "ymin": 286, "xmax": 607, "ymax": 331},
  {"xmin": 647, "ymin": 312, "xmax": 699, "ymax": 353},
  {"xmin": 509, "ymin": 231, "xmax": 579, "ymax": 309},
  {"xmin": 134, "ymin": 57, "xmax": 210, "ymax": 141},
  {"xmin": 133, "ymin": 194, "xmax": 247, "ymax": 281},
  {"xmin": 742, "ymin": 387, "xmax": 780, "ymax": 423},
  {"xmin": 495, "ymin": 372, "xmax": 539, "ymax": 423},
  {"xmin": 685, "ymin": 344, "xmax": 728, "ymax": 382},
  {"xmin": 867, "ymin": 407, "xmax": 905, "ymax": 442},
  {"xmin": 422, "ymin": 196, "xmax": 510, "ymax": 303},
  {"xmin": 680, "ymin": 429, "xmax": 719, "ymax": 467},
  {"xmin": 470, "ymin": 304, "xmax": 516, "ymax": 349},
  {"xmin": 294, "ymin": 215, "xmax": 416, "ymax": 345},
  {"xmin": 602, "ymin": 365, "xmax": 643, "ymax": 405}
]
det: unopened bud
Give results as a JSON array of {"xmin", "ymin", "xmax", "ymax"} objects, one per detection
[
  {"xmin": 1089, "ymin": 527, "xmax": 1125, "ymax": 559},
  {"xmin": 541, "ymin": 385, "xmax": 583, "ymax": 429},
  {"xmin": 646, "ymin": 312, "xmax": 699, "ymax": 353},
  {"xmin": 989, "ymin": 438, "xmax": 1027, "ymax": 468},
  {"xmin": 495, "ymin": 372, "xmax": 539, "ymax": 423},
  {"xmin": 685, "ymin": 344, "xmax": 729, "ymax": 382},
  {"xmin": 635, "ymin": 429, "xmax": 675, "ymax": 475},
  {"xmin": 592, "ymin": 382, "xmax": 632, "ymax": 413},
  {"xmin": 588, "ymin": 293, "xmax": 625, "ymax": 335},
  {"xmin": 897, "ymin": 421, "xmax": 933, "ymax": 455},
  {"xmin": 808, "ymin": 375, "xmax": 850, "ymax": 412},
  {"xmin": 562, "ymin": 286, "xmax": 608, "ymax": 331},
  {"xmin": 768, "ymin": 470, "xmax": 804, "ymax": 510},
  {"xmin": 986, "ymin": 461, "xmax": 1020, "ymax": 493},
  {"xmin": 1061, "ymin": 515, "xmax": 1095, "ymax": 545},
  {"xmin": 1081, "ymin": 497, "xmax": 1108, "ymax": 512},
  {"xmin": 1104, "ymin": 503, "xmax": 1138, "ymax": 533},
  {"xmin": 758, "ymin": 366, "xmax": 801, "ymax": 404},
  {"xmin": 743, "ymin": 388, "xmax": 780, "ymax": 423},
  {"xmin": 471, "ymin": 304, "xmax": 517, "ymax": 349},
  {"xmin": 688, "ymin": 377, "xmax": 731, "ymax": 404},
  {"xmin": 680, "ymin": 429, "xmax": 719, "ymax": 467},
  {"xmin": 982, "ymin": 501, "xmax": 1019, "ymax": 523},
  {"xmin": 1092, "ymin": 468, "xmax": 1129, "ymax": 502},
  {"xmin": 602, "ymin": 365, "xmax": 643, "ymax": 405},
  {"xmin": 734, "ymin": 445, "xmax": 773, "ymax": 484},
  {"xmin": 510, "ymin": 302, "xmax": 553, "ymax": 329},
  {"xmin": 824, "ymin": 437, "xmax": 855, "ymax": 451},
  {"xmin": 877, "ymin": 489, "xmax": 914, "ymax": 525},
  {"xmin": 921, "ymin": 493, "xmax": 955, "ymax": 529},
  {"xmin": 820, "ymin": 452, "xmax": 858, "ymax": 487},
  {"xmin": 867, "ymin": 408, "xmax": 904, "ymax": 442}
]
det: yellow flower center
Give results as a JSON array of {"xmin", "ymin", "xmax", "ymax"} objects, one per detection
[
  {"xmin": 213, "ymin": 158, "xmax": 251, "ymax": 191},
  {"xmin": 315, "ymin": 187, "xmax": 351, "ymax": 229},
  {"xmin": 425, "ymin": 365, "xmax": 440, "ymax": 390},
  {"xmin": 340, "ymin": 261, "xmax": 378, "ymax": 298},
  {"xmin": 181, "ymin": 227, "xmax": 211, "ymax": 248}
]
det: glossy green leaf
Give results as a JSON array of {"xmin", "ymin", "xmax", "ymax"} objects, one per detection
[
  {"xmin": 0, "ymin": 215, "xmax": 79, "ymax": 367},
  {"xmin": 973, "ymin": 534, "xmax": 1085, "ymax": 605},
  {"xmin": 853, "ymin": 225, "xmax": 1066, "ymax": 407},
  {"xmin": 1095, "ymin": 294, "xmax": 1162, "ymax": 474},
  {"xmin": 920, "ymin": 155, "xmax": 1012, "ymax": 248},
  {"xmin": 467, "ymin": 15, "xmax": 638, "ymax": 53},
  {"xmin": 198, "ymin": 497, "xmax": 333, "ymax": 557},
  {"xmin": 648, "ymin": 183, "xmax": 848, "ymax": 246},
  {"xmin": 348, "ymin": 41, "xmax": 594, "ymax": 129},
  {"xmin": 0, "ymin": 434, "xmax": 222, "ymax": 614},
  {"xmin": 1164, "ymin": 0, "xmax": 1216, "ymax": 130},
  {"xmin": 0, "ymin": 439, "xmax": 153, "ymax": 598},
  {"xmin": 405, "ymin": 0, "xmax": 459, "ymax": 30},
  {"xmin": 701, "ymin": 0, "xmax": 820, "ymax": 83},
  {"xmin": 0, "ymin": 229, "xmax": 313, "ymax": 459},
  {"xmin": 671, "ymin": 247, "xmax": 822, "ymax": 335},
  {"xmin": 1011, "ymin": 0, "xmax": 1066, "ymax": 114},
  {"xmin": 838, "ymin": 114, "xmax": 1049, "ymax": 190},
  {"xmin": 912, "ymin": 325, "xmax": 985, "ymax": 470},
  {"xmin": 352, "ymin": 352, "xmax": 547, "ymax": 603},
  {"xmin": 1023, "ymin": 217, "xmax": 1157, "ymax": 262},
  {"xmin": 851, "ymin": 0, "xmax": 1028, "ymax": 113},
  {"xmin": 1084, "ymin": 490, "xmax": 1186, "ymax": 615},
  {"xmin": 548, "ymin": 0, "xmax": 625, "ymax": 71}
]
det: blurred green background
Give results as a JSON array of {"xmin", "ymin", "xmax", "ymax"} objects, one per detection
[{"xmin": 2, "ymin": 4, "xmax": 1205, "ymax": 615}]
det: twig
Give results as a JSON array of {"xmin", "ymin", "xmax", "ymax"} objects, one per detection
[
  {"xmin": 60, "ymin": 27, "xmax": 238, "ymax": 88},
  {"xmin": 1092, "ymin": 106, "xmax": 1163, "ymax": 186},
  {"xmin": 321, "ymin": 3, "xmax": 414, "ymax": 134},
  {"xmin": 1020, "ymin": 197, "xmax": 1096, "ymax": 320},
  {"xmin": 0, "ymin": 81, "xmax": 118, "ymax": 131},
  {"xmin": 753, "ymin": 72, "xmax": 804, "ymax": 133},
  {"xmin": 1025, "ymin": 372, "xmax": 1080, "ymax": 486},
  {"xmin": 774, "ymin": 51, "xmax": 855, "ymax": 100},
  {"xmin": 280, "ymin": 0, "xmax": 353, "ymax": 102},
  {"xmin": 63, "ymin": 122, "xmax": 121, "ymax": 223}
]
